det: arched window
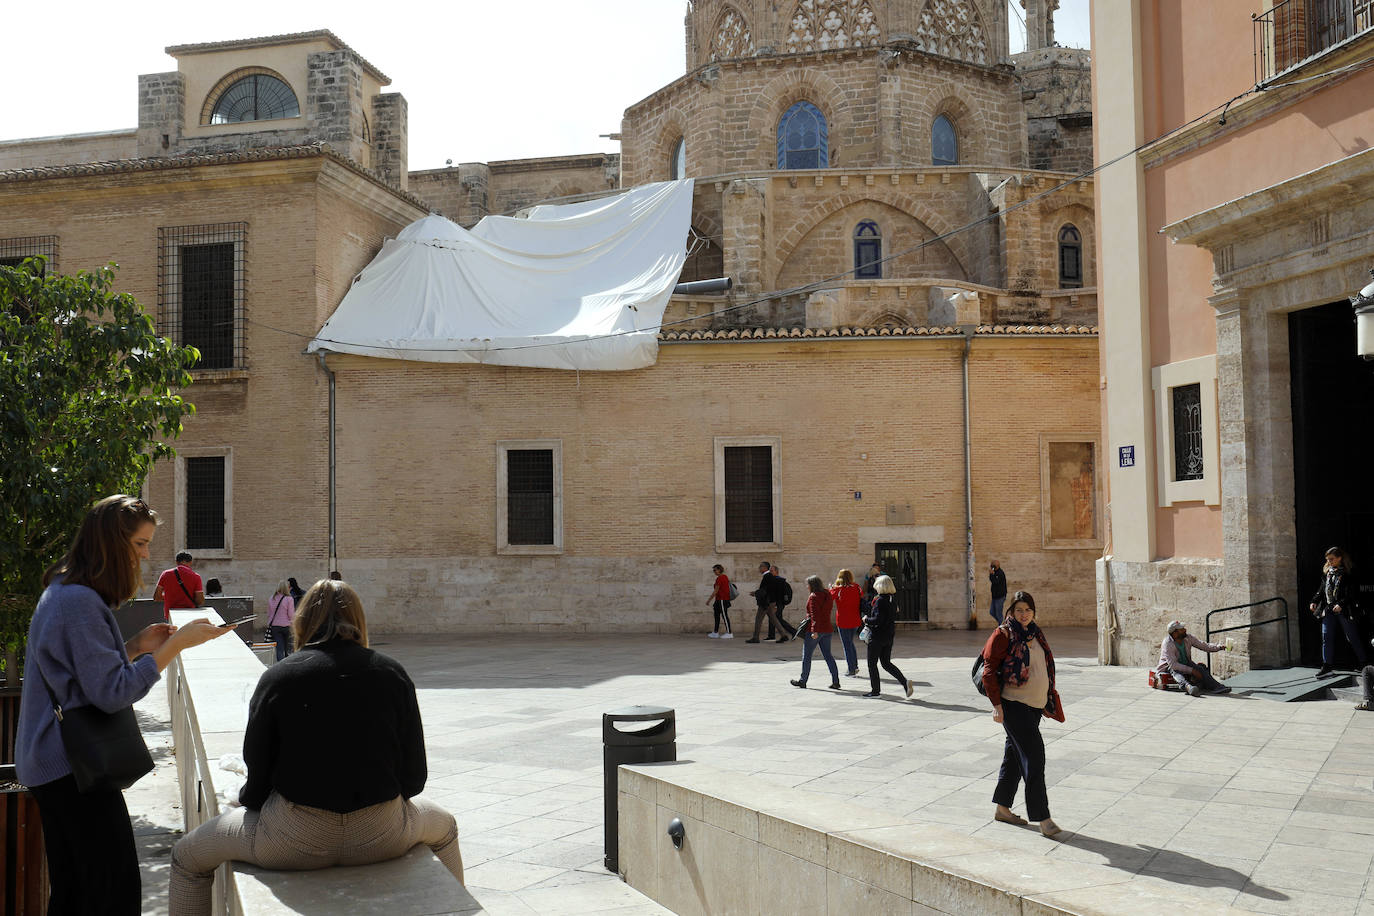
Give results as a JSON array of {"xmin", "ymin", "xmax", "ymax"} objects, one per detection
[
  {"xmin": 932, "ymin": 114, "xmax": 958, "ymax": 166},
  {"xmin": 670, "ymin": 137, "xmax": 686, "ymax": 180},
  {"xmin": 209, "ymin": 74, "xmax": 300, "ymax": 124},
  {"xmin": 1058, "ymin": 224, "xmax": 1083, "ymax": 289},
  {"xmin": 776, "ymin": 101, "xmax": 828, "ymax": 170},
  {"xmin": 854, "ymin": 221, "xmax": 882, "ymax": 279}
]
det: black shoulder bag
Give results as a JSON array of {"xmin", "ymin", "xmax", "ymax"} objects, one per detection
[{"xmin": 36, "ymin": 662, "xmax": 153, "ymax": 793}]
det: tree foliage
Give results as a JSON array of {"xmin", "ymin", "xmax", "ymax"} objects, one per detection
[{"xmin": 0, "ymin": 259, "xmax": 198, "ymax": 669}]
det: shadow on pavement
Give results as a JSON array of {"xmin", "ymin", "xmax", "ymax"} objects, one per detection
[{"xmin": 1060, "ymin": 834, "xmax": 1289, "ymax": 901}]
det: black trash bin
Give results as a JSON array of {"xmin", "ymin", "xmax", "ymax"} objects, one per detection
[{"xmin": 603, "ymin": 705, "xmax": 675, "ymax": 873}]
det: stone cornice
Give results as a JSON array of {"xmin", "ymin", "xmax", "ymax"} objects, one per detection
[
  {"xmin": 166, "ymin": 30, "xmax": 390, "ymax": 85},
  {"xmin": 1160, "ymin": 146, "xmax": 1374, "ymax": 250},
  {"xmin": 657, "ymin": 324, "xmax": 1096, "ymax": 342}
]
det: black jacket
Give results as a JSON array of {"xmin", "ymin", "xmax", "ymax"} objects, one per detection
[
  {"xmin": 989, "ymin": 567, "xmax": 1007, "ymax": 600},
  {"xmin": 240, "ymin": 639, "xmax": 426, "ymax": 813},
  {"xmin": 1311, "ymin": 567, "xmax": 1358, "ymax": 620},
  {"xmin": 756, "ymin": 571, "xmax": 783, "ymax": 607},
  {"xmin": 864, "ymin": 594, "xmax": 899, "ymax": 643}
]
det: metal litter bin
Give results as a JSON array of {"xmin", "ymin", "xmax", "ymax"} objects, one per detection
[{"xmin": 603, "ymin": 705, "xmax": 675, "ymax": 873}]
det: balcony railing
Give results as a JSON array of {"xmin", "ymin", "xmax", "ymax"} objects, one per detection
[{"xmin": 1255, "ymin": 0, "xmax": 1374, "ymax": 84}]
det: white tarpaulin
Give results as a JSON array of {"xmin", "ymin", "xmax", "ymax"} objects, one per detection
[{"xmin": 306, "ymin": 179, "xmax": 693, "ymax": 370}]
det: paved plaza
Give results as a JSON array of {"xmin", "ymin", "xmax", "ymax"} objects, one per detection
[{"xmin": 135, "ymin": 626, "xmax": 1374, "ymax": 914}]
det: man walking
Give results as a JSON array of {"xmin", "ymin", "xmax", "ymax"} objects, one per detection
[
  {"xmin": 748, "ymin": 561, "xmax": 794, "ymax": 643},
  {"xmin": 154, "ymin": 550, "xmax": 206, "ymax": 621},
  {"xmin": 988, "ymin": 560, "xmax": 1008, "ymax": 624}
]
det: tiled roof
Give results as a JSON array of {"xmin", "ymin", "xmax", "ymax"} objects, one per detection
[
  {"xmin": 657, "ymin": 324, "xmax": 1097, "ymax": 341},
  {"xmin": 165, "ymin": 30, "xmax": 389, "ymax": 84},
  {"xmin": 0, "ymin": 143, "xmax": 429, "ymax": 210}
]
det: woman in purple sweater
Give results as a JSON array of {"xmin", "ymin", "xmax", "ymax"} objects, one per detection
[{"xmin": 15, "ymin": 495, "xmax": 233, "ymax": 914}]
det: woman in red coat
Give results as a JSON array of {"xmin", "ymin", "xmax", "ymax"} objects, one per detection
[
  {"xmin": 981, "ymin": 590, "xmax": 1064, "ymax": 837},
  {"xmin": 829, "ymin": 569, "xmax": 864, "ymax": 677},
  {"xmin": 790, "ymin": 576, "xmax": 840, "ymax": 689}
]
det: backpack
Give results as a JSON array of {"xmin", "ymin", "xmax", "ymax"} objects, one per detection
[
  {"xmin": 727, "ymin": 580, "xmax": 739, "ymax": 601},
  {"xmin": 778, "ymin": 577, "xmax": 793, "ymax": 607}
]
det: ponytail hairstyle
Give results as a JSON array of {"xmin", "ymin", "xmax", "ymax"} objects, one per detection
[
  {"xmin": 44, "ymin": 495, "xmax": 158, "ymax": 608},
  {"xmin": 291, "ymin": 579, "xmax": 369, "ymax": 649}
]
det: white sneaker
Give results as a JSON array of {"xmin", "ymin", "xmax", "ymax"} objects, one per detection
[
  {"xmin": 721, "ymin": 633, "xmax": 733, "ymax": 639},
  {"xmin": 708, "ymin": 632, "xmax": 720, "ymax": 638}
]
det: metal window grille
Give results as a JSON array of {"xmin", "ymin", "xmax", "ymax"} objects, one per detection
[
  {"xmin": 210, "ymin": 74, "xmax": 300, "ymax": 124},
  {"xmin": 507, "ymin": 449, "xmax": 555, "ymax": 545},
  {"xmin": 1058, "ymin": 225, "xmax": 1083, "ymax": 289},
  {"xmin": 1255, "ymin": 0, "xmax": 1374, "ymax": 83},
  {"xmin": 158, "ymin": 223, "xmax": 247, "ymax": 370},
  {"xmin": 0, "ymin": 235, "xmax": 58, "ymax": 275},
  {"xmin": 854, "ymin": 221, "xmax": 882, "ymax": 279},
  {"xmin": 1172, "ymin": 383, "xmax": 1205, "ymax": 482},
  {"xmin": 724, "ymin": 446, "xmax": 774, "ymax": 543},
  {"xmin": 185, "ymin": 457, "xmax": 226, "ymax": 550}
]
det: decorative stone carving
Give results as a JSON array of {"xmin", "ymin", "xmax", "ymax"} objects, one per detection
[
  {"xmin": 711, "ymin": 7, "xmax": 754, "ymax": 60},
  {"xmin": 785, "ymin": 0, "xmax": 882, "ymax": 54},
  {"xmin": 914, "ymin": 0, "xmax": 990, "ymax": 66}
]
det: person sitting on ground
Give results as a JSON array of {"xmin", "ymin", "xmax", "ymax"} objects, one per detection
[
  {"xmin": 1158, "ymin": 620, "xmax": 1230, "ymax": 696},
  {"xmin": 170, "ymin": 579, "xmax": 464, "ymax": 912}
]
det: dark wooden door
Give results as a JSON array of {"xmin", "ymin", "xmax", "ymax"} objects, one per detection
[{"xmin": 875, "ymin": 543, "xmax": 927, "ymax": 622}]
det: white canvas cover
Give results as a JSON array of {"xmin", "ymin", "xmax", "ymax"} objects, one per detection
[{"xmin": 306, "ymin": 179, "xmax": 693, "ymax": 370}]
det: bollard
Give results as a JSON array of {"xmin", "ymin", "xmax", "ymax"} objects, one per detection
[{"xmin": 602, "ymin": 705, "xmax": 675, "ymax": 873}]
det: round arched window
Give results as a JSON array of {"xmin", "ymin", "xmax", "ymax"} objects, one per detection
[
  {"xmin": 670, "ymin": 137, "xmax": 687, "ymax": 180},
  {"xmin": 932, "ymin": 114, "xmax": 958, "ymax": 166},
  {"xmin": 210, "ymin": 74, "xmax": 301, "ymax": 124}
]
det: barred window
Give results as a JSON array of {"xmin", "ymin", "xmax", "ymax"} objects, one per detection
[
  {"xmin": 497, "ymin": 440, "xmax": 563, "ymax": 554},
  {"xmin": 507, "ymin": 450, "xmax": 554, "ymax": 545},
  {"xmin": 1171, "ymin": 383, "xmax": 1204, "ymax": 482},
  {"xmin": 210, "ymin": 74, "xmax": 300, "ymax": 124},
  {"xmin": 185, "ymin": 456, "xmax": 226, "ymax": 550},
  {"xmin": 0, "ymin": 235, "xmax": 58, "ymax": 275},
  {"xmin": 158, "ymin": 223, "xmax": 246, "ymax": 371}
]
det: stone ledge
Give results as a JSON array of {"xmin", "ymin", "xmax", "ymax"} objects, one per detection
[{"xmin": 618, "ymin": 761, "xmax": 1262, "ymax": 915}]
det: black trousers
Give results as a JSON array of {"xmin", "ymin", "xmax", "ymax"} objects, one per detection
[
  {"xmin": 992, "ymin": 699, "xmax": 1050, "ymax": 822},
  {"xmin": 712, "ymin": 599, "xmax": 732, "ymax": 633},
  {"xmin": 30, "ymin": 773, "xmax": 141, "ymax": 915},
  {"xmin": 866, "ymin": 639, "xmax": 907, "ymax": 694}
]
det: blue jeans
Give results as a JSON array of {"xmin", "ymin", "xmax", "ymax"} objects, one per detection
[
  {"xmin": 837, "ymin": 627, "xmax": 859, "ymax": 673},
  {"xmin": 989, "ymin": 596, "xmax": 1005, "ymax": 624},
  {"xmin": 799, "ymin": 632, "xmax": 839, "ymax": 685},
  {"xmin": 1321, "ymin": 611, "xmax": 1369, "ymax": 668},
  {"xmin": 269, "ymin": 625, "xmax": 293, "ymax": 662}
]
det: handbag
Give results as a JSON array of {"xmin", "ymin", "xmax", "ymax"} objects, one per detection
[
  {"xmin": 37, "ymin": 663, "xmax": 153, "ymax": 793},
  {"xmin": 971, "ymin": 654, "xmax": 987, "ymax": 696},
  {"xmin": 859, "ymin": 625, "xmax": 872, "ymax": 643}
]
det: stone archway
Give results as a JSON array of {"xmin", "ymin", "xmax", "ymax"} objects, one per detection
[{"xmin": 746, "ymin": 68, "xmax": 851, "ymax": 169}]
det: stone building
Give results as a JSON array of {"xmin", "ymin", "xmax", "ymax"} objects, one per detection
[
  {"xmin": 1, "ymin": 4, "xmax": 1104, "ymax": 635},
  {"xmin": 1091, "ymin": 2, "xmax": 1374, "ymax": 669}
]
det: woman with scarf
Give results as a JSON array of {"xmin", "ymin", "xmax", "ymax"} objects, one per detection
[
  {"xmin": 1309, "ymin": 546, "xmax": 1369, "ymax": 678},
  {"xmin": 980, "ymin": 590, "xmax": 1064, "ymax": 837}
]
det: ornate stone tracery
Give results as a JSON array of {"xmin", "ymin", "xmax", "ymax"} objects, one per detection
[
  {"xmin": 711, "ymin": 7, "xmax": 755, "ymax": 61},
  {"xmin": 785, "ymin": 0, "xmax": 882, "ymax": 54},
  {"xmin": 914, "ymin": 0, "xmax": 990, "ymax": 66}
]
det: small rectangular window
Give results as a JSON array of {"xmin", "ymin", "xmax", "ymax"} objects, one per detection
[
  {"xmin": 1171, "ymin": 383, "xmax": 1204, "ymax": 482},
  {"xmin": 724, "ymin": 445, "xmax": 774, "ymax": 543},
  {"xmin": 854, "ymin": 238, "xmax": 882, "ymax": 279},
  {"xmin": 185, "ymin": 457, "xmax": 226, "ymax": 550},
  {"xmin": 506, "ymin": 449, "xmax": 555, "ymax": 545}
]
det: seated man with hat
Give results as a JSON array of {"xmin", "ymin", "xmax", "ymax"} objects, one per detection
[{"xmin": 1159, "ymin": 621, "xmax": 1230, "ymax": 696}]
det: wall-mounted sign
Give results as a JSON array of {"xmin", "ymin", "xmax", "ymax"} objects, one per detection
[
  {"xmin": 854, "ymin": 491, "xmax": 862, "ymax": 500},
  {"xmin": 1119, "ymin": 445, "xmax": 1135, "ymax": 468}
]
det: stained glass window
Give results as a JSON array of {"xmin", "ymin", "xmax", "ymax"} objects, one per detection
[
  {"xmin": 777, "ymin": 101, "xmax": 828, "ymax": 170},
  {"xmin": 933, "ymin": 114, "xmax": 958, "ymax": 166}
]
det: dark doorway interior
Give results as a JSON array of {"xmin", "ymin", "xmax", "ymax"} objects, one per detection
[
  {"xmin": 1289, "ymin": 300, "xmax": 1374, "ymax": 665},
  {"xmin": 875, "ymin": 543, "xmax": 927, "ymax": 622}
]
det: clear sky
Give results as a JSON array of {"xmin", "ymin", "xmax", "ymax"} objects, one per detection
[{"xmin": 0, "ymin": 1, "xmax": 1089, "ymax": 172}]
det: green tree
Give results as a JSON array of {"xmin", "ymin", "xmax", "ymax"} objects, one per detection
[{"xmin": 0, "ymin": 259, "xmax": 198, "ymax": 673}]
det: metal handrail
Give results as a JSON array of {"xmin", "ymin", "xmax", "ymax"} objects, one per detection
[{"xmin": 1205, "ymin": 596, "xmax": 1292, "ymax": 667}]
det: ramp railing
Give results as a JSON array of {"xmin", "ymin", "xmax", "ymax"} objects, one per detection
[{"xmin": 1206, "ymin": 597, "xmax": 1292, "ymax": 667}]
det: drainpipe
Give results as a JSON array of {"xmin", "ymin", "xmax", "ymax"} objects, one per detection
[
  {"xmin": 316, "ymin": 352, "xmax": 338, "ymax": 573},
  {"xmin": 961, "ymin": 325, "xmax": 977, "ymax": 630}
]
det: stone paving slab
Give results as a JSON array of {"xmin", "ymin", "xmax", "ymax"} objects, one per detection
[{"xmin": 374, "ymin": 627, "xmax": 1373, "ymax": 916}]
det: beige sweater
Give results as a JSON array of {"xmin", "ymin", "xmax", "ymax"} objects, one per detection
[{"xmin": 1000, "ymin": 641, "xmax": 1049, "ymax": 709}]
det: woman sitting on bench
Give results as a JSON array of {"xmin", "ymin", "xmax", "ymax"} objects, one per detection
[
  {"xmin": 170, "ymin": 579, "xmax": 464, "ymax": 913},
  {"xmin": 1159, "ymin": 620, "xmax": 1230, "ymax": 696}
]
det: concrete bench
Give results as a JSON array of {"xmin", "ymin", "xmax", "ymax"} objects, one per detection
[
  {"xmin": 167, "ymin": 609, "xmax": 473, "ymax": 915},
  {"xmin": 617, "ymin": 760, "xmax": 1261, "ymax": 915}
]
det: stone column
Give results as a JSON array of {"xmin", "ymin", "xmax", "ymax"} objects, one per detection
[
  {"xmin": 137, "ymin": 72, "xmax": 185, "ymax": 159},
  {"xmin": 371, "ymin": 93, "xmax": 409, "ymax": 190},
  {"xmin": 307, "ymin": 50, "xmax": 366, "ymax": 160},
  {"xmin": 876, "ymin": 57, "xmax": 902, "ymax": 168},
  {"xmin": 721, "ymin": 178, "xmax": 767, "ymax": 301}
]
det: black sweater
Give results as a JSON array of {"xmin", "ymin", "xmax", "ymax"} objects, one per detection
[{"xmin": 239, "ymin": 639, "xmax": 427, "ymax": 813}]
